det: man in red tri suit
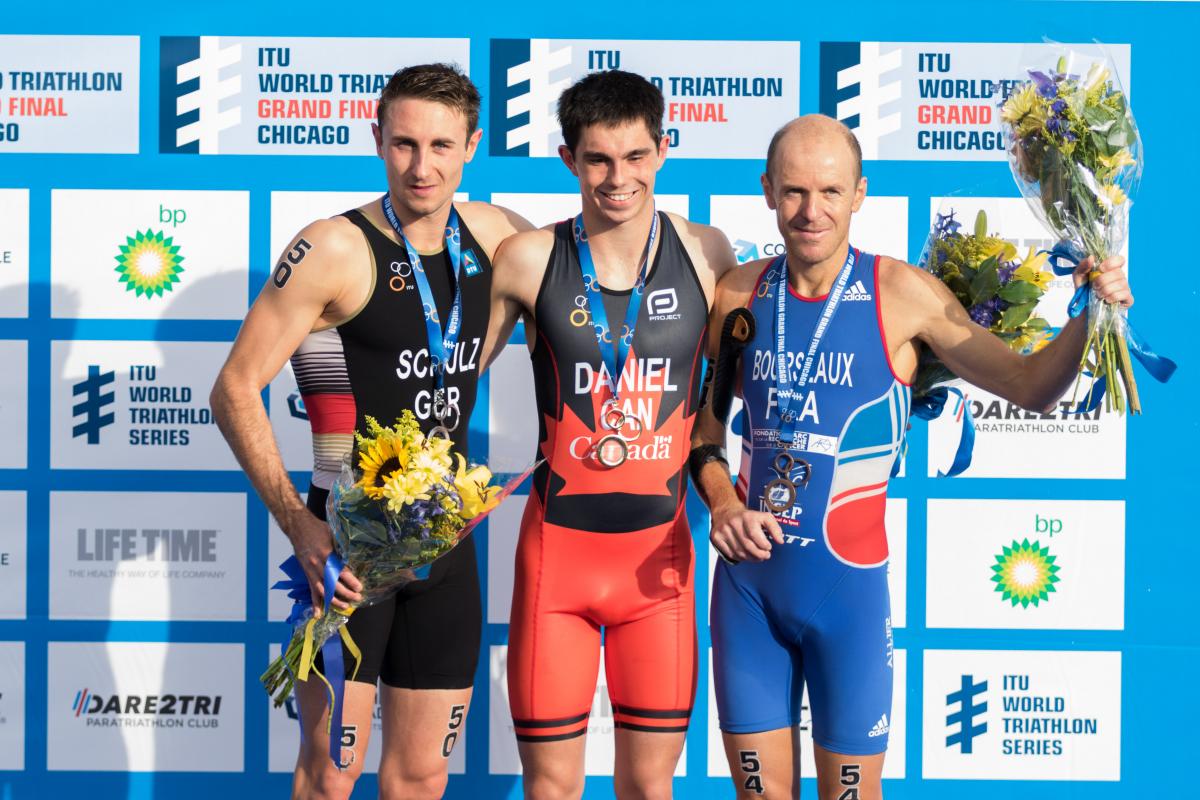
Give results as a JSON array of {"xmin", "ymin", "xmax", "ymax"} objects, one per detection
[
  {"xmin": 483, "ymin": 70, "xmax": 738, "ymax": 799},
  {"xmin": 211, "ymin": 64, "xmax": 531, "ymax": 800}
]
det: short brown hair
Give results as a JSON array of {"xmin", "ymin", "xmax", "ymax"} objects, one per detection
[
  {"xmin": 376, "ymin": 63, "xmax": 481, "ymax": 136},
  {"xmin": 557, "ymin": 70, "xmax": 663, "ymax": 153}
]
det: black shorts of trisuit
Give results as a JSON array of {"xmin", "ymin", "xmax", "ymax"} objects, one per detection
[{"xmin": 307, "ymin": 486, "xmax": 483, "ymax": 690}]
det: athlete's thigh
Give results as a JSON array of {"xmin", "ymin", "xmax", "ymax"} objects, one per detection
[
  {"xmin": 381, "ymin": 537, "xmax": 482, "ymax": 689},
  {"xmin": 603, "ymin": 589, "xmax": 696, "ymax": 733},
  {"xmin": 294, "ymin": 676, "xmax": 377, "ymax": 783},
  {"xmin": 378, "ymin": 685, "xmax": 472, "ymax": 780},
  {"xmin": 812, "ymin": 745, "xmax": 884, "ymax": 800},
  {"xmin": 722, "ymin": 727, "xmax": 801, "ymax": 800},
  {"xmin": 801, "ymin": 568, "xmax": 892, "ymax": 758},
  {"xmin": 711, "ymin": 561, "xmax": 804, "ymax": 734}
]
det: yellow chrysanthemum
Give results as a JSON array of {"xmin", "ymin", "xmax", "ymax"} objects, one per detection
[
  {"xmin": 1099, "ymin": 182, "xmax": 1128, "ymax": 208},
  {"xmin": 356, "ymin": 435, "xmax": 410, "ymax": 500},
  {"xmin": 381, "ymin": 471, "xmax": 433, "ymax": 512},
  {"xmin": 453, "ymin": 454, "xmax": 500, "ymax": 520}
]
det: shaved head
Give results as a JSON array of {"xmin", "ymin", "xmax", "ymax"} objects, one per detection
[{"xmin": 765, "ymin": 115, "xmax": 862, "ymax": 183}]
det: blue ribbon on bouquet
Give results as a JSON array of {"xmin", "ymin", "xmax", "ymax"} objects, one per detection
[
  {"xmin": 1041, "ymin": 242, "xmax": 1177, "ymax": 412},
  {"xmin": 272, "ymin": 553, "xmax": 359, "ymax": 769},
  {"xmin": 901, "ymin": 386, "xmax": 975, "ymax": 478}
]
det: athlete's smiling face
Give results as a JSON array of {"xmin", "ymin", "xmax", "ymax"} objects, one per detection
[
  {"xmin": 373, "ymin": 97, "xmax": 482, "ymax": 218},
  {"xmin": 763, "ymin": 128, "xmax": 867, "ymax": 268},
  {"xmin": 560, "ymin": 120, "xmax": 669, "ymax": 227}
]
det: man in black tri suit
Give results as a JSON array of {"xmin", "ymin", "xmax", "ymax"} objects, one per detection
[{"xmin": 212, "ymin": 64, "xmax": 531, "ymax": 800}]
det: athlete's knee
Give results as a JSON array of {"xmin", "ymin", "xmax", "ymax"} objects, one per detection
[
  {"xmin": 293, "ymin": 750, "xmax": 361, "ymax": 800},
  {"xmin": 378, "ymin": 746, "xmax": 453, "ymax": 800},
  {"xmin": 378, "ymin": 769, "xmax": 448, "ymax": 800},
  {"xmin": 522, "ymin": 768, "xmax": 585, "ymax": 800},
  {"xmin": 613, "ymin": 770, "xmax": 674, "ymax": 800}
]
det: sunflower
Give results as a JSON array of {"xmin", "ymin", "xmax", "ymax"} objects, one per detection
[{"xmin": 356, "ymin": 435, "xmax": 409, "ymax": 500}]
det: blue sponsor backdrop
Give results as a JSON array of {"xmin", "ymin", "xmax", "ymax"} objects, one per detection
[{"xmin": 2, "ymin": 0, "xmax": 1197, "ymax": 797}]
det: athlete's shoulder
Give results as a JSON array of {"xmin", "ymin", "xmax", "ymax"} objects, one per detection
[
  {"xmin": 282, "ymin": 214, "xmax": 367, "ymax": 274},
  {"xmin": 717, "ymin": 257, "xmax": 771, "ymax": 307},
  {"xmin": 665, "ymin": 212, "xmax": 734, "ymax": 261},
  {"xmin": 456, "ymin": 200, "xmax": 535, "ymax": 256},
  {"xmin": 877, "ymin": 254, "xmax": 942, "ymax": 303}
]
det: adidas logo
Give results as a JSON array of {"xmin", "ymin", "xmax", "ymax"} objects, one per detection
[
  {"xmin": 843, "ymin": 279, "xmax": 873, "ymax": 301},
  {"xmin": 867, "ymin": 714, "xmax": 890, "ymax": 737}
]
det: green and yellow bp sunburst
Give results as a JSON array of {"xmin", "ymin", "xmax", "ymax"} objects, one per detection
[
  {"xmin": 992, "ymin": 538, "xmax": 1060, "ymax": 608},
  {"xmin": 114, "ymin": 229, "xmax": 185, "ymax": 298}
]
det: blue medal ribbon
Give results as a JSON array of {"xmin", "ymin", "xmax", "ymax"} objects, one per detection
[
  {"xmin": 572, "ymin": 209, "xmax": 659, "ymax": 402},
  {"xmin": 272, "ymin": 551, "xmax": 351, "ymax": 767},
  {"xmin": 773, "ymin": 248, "xmax": 857, "ymax": 450},
  {"xmin": 382, "ymin": 195, "xmax": 465, "ymax": 410}
]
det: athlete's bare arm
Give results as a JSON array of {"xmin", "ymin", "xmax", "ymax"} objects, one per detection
[
  {"xmin": 482, "ymin": 227, "xmax": 556, "ymax": 369},
  {"xmin": 211, "ymin": 216, "xmax": 369, "ymax": 611},
  {"xmin": 666, "ymin": 212, "xmax": 740, "ymax": 309},
  {"xmin": 692, "ymin": 261, "xmax": 784, "ymax": 563},
  {"xmin": 878, "ymin": 253, "xmax": 1132, "ymax": 411}
]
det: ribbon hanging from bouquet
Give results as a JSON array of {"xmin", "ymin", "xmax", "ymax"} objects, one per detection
[
  {"xmin": 272, "ymin": 553, "xmax": 362, "ymax": 768},
  {"xmin": 901, "ymin": 386, "xmax": 975, "ymax": 478},
  {"xmin": 1041, "ymin": 242, "xmax": 1176, "ymax": 412}
]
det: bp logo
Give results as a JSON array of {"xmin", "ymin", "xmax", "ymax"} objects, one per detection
[
  {"xmin": 115, "ymin": 229, "xmax": 185, "ymax": 299},
  {"xmin": 991, "ymin": 538, "xmax": 1060, "ymax": 608}
]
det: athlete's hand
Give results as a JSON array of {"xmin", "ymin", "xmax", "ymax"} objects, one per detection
[
  {"xmin": 710, "ymin": 501, "xmax": 785, "ymax": 563},
  {"xmin": 286, "ymin": 510, "xmax": 363, "ymax": 613},
  {"xmin": 1075, "ymin": 254, "xmax": 1133, "ymax": 307}
]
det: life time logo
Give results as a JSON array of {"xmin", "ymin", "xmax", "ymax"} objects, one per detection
[
  {"xmin": 71, "ymin": 688, "xmax": 223, "ymax": 728},
  {"xmin": 71, "ymin": 364, "xmax": 215, "ymax": 446},
  {"xmin": 945, "ymin": 672, "xmax": 1100, "ymax": 757}
]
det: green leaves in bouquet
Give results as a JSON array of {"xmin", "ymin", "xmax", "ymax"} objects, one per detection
[
  {"xmin": 1000, "ymin": 301, "xmax": 1037, "ymax": 329},
  {"xmin": 969, "ymin": 255, "xmax": 1000, "ymax": 306},
  {"xmin": 998, "ymin": 280, "xmax": 1043, "ymax": 305}
]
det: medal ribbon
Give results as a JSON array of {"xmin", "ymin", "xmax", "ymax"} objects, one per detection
[
  {"xmin": 573, "ymin": 209, "xmax": 659, "ymax": 403},
  {"xmin": 382, "ymin": 195, "xmax": 465, "ymax": 407},
  {"xmin": 774, "ymin": 247, "xmax": 858, "ymax": 449}
]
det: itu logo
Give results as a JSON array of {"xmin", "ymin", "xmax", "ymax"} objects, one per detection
[
  {"xmin": 160, "ymin": 36, "xmax": 243, "ymax": 154},
  {"xmin": 945, "ymin": 674, "xmax": 988, "ymax": 753},
  {"xmin": 72, "ymin": 365, "xmax": 116, "ymax": 444},
  {"xmin": 490, "ymin": 39, "xmax": 574, "ymax": 157},
  {"xmin": 819, "ymin": 42, "xmax": 903, "ymax": 159}
]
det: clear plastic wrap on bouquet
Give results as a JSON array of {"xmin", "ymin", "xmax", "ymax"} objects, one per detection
[{"xmin": 1001, "ymin": 43, "xmax": 1162, "ymax": 413}]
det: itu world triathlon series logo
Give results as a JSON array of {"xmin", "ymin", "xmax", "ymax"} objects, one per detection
[
  {"xmin": 115, "ymin": 230, "xmax": 185, "ymax": 299},
  {"xmin": 991, "ymin": 538, "xmax": 1061, "ymax": 608},
  {"xmin": 72, "ymin": 365, "xmax": 116, "ymax": 444},
  {"xmin": 945, "ymin": 674, "xmax": 988, "ymax": 753},
  {"xmin": 490, "ymin": 39, "xmax": 574, "ymax": 157},
  {"xmin": 819, "ymin": 42, "xmax": 903, "ymax": 159},
  {"xmin": 160, "ymin": 36, "xmax": 243, "ymax": 154}
]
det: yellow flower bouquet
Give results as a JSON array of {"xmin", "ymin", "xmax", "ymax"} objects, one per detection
[{"xmin": 262, "ymin": 411, "xmax": 506, "ymax": 710}]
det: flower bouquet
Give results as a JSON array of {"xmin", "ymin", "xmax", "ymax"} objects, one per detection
[
  {"xmin": 1002, "ymin": 48, "xmax": 1173, "ymax": 413},
  {"xmin": 913, "ymin": 207, "xmax": 1056, "ymax": 476},
  {"xmin": 261, "ymin": 411, "xmax": 504, "ymax": 708}
]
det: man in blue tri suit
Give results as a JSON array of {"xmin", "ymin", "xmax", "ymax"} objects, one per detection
[{"xmin": 689, "ymin": 115, "xmax": 1133, "ymax": 799}]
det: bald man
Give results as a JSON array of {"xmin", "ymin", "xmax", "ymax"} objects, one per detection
[{"xmin": 689, "ymin": 115, "xmax": 1132, "ymax": 799}]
